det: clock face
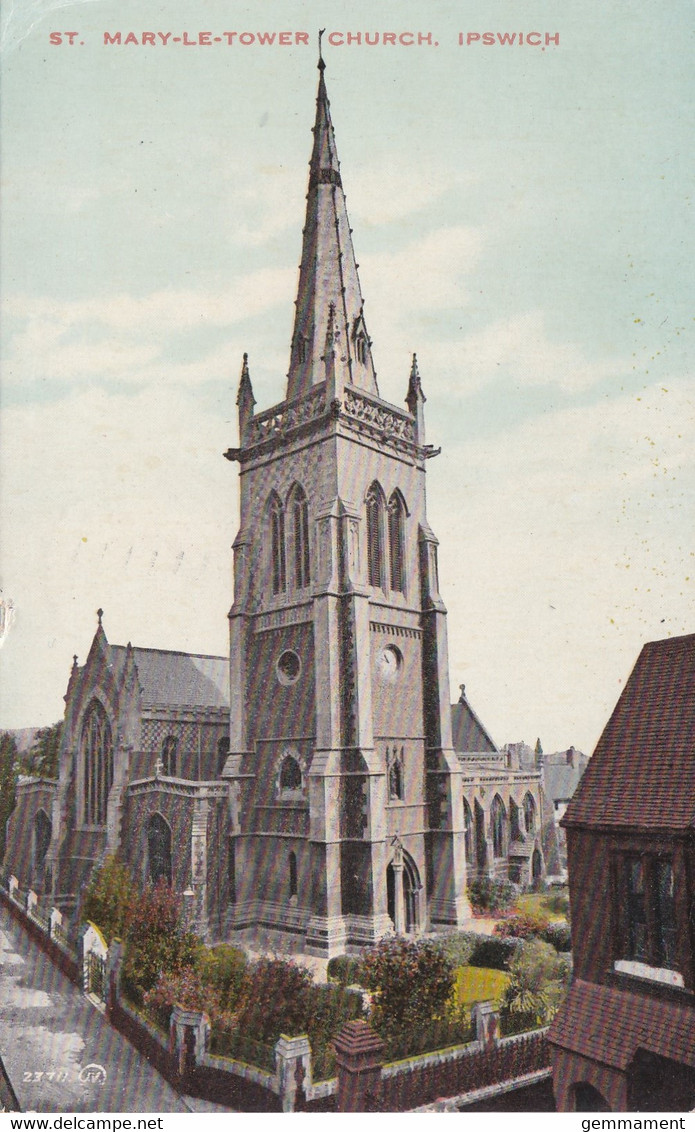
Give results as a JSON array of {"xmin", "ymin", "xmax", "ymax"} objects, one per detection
[{"xmin": 378, "ymin": 644, "xmax": 402, "ymax": 682}]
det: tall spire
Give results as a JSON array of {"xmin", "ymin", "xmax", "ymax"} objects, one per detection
[{"xmin": 286, "ymin": 55, "xmax": 378, "ymax": 402}]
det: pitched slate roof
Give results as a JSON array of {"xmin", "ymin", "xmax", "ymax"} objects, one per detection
[
  {"xmin": 451, "ymin": 697, "xmax": 498, "ymax": 755},
  {"xmin": 548, "ymin": 978, "xmax": 695, "ymax": 1069},
  {"xmin": 111, "ymin": 645, "xmax": 229, "ymax": 710},
  {"xmin": 543, "ymin": 760, "xmax": 587, "ymax": 805},
  {"xmin": 563, "ymin": 633, "xmax": 695, "ymax": 831}
]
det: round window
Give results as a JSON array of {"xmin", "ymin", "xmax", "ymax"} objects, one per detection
[{"xmin": 276, "ymin": 649, "xmax": 301, "ymax": 685}]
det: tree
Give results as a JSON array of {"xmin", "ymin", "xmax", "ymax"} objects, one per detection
[
  {"xmin": 360, "ymin": 937, "xmax": 455, "ymax": 1039},
  {"xmin": 23, "ymin": 722, "xmax": 62, "ymax": 779},
  {"xmin": 0, "ymin": 732, "xmax": 18, "ymax": 862}
]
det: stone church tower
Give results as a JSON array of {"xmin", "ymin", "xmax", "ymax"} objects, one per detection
[{"xmin": 223, "ymin": 58, "xmax": 471, "ymax": 956}]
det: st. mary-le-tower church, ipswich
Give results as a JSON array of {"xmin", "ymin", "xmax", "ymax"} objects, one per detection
[{"xmin": 5, "ymin": 59, "xmax": 556, "ymax": 957}]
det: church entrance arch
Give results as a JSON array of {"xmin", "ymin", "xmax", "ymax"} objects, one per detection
[{"xmin": 386, "ymin": 844, "xmax": 420, "ymax": 934}]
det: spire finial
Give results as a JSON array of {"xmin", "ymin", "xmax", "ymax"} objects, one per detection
[
  {"xmin": 318, "ymin": 28, "xmax": 326, "ymax": 70},
  {"xmin": 97, "ymin": 607, "xmax": 103, "ymax": 627}
]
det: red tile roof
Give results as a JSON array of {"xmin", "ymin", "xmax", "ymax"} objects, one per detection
[
  {"xmin": 548, "ymin": 978, "xmax": 695, "ymax": 1069},
  {"xmin": 563, "ymin": 633, "xmax": 695, "ymax": 830}
]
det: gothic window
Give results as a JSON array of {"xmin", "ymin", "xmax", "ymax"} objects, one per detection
[
  {"xmin": 355, "ymin": 334, "xmax": 367, "ymax": 365},
  {"xmin": 289, "ymin": 851, "xmax": 298, "ymax": 898},
  {"xmin": 388, "ymin": 491, "xmax": 406, "ymax": 593},
  {"xmin": 463, "ymin": 798, "xmax": 474, "ymax": 863},
  {"xmin": 147, "ymin": 813, "xmax": 172, "ymax": 887},
  {"xmin": 366, "ymin": 482, "xmax": 385, "ymax": 588},
  {"xmin": 279, "ymin": 754, "xmax": 302, "ymax": 794},
  {"xmin": 621, "ymin": 856, "xmax": 677, "ymax": 970},
  {"xmin": 161, "ymin": 735, "xmax": 177, "ymax": 777},
  {"xmin": 491, "ymin": 795, "xmax": 507, "ymax": 859},
  {"xmin": 388, "ymin": 748, "xmax": 404, "ymax": 801},
  {"xmin": 289, "ymin": 484, "xmax": 310, "ymax": 589},
  {"xmin": 81, "ymin": 699, "xmax": 114, "ymax": 826},
  {"xmin": 217, "ymin": 736, "xmax": 229, "ymax": 774},
  {"xmin": 269, "ymin": 492, "xmax": 286, "ymax": 595},
  {"xmin": 523, "ymin": 792, "xmax": 536, "ymax": 834}
]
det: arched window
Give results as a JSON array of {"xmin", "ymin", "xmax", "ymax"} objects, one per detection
[
  {"xmin": 217, "ymin": 736, "xmax": 229, "ymax": 774},
  {"xmin": 289, "ymin": 484, "xmax": 310, "ymax": 589},
  {"xmin": 147, "ymin": 813, "xmax": 172, "ymax": 887},
  {"xmin": 280, "ymin": 755, "xmax": 302, "ymax": 793},
  {"xmin": 289, "ymin": 851, "xmax": 298, "ymax": 898},
  {"xmin": 491, "ymin": 795, "xmax": 507, "ymax": 859},
  {"xmin": 388, "ymin": 748, "xmax": 403, "ymax": 801},
  {"xmin": 463, "ymin": 798, "xmax": 474, "ymax": 863},
  {"xmin": 366, "ymin": 482, "xmax": 385, "ymax": 588},
  {"xmin": 355, "ymin": 335, "xmax": 367, "ymax": 365},
  {"xmin": 161, "ymin": 735, "xmax": 177, "ymax": 777},
  {"xmin": 388, "ymin": 492, "xmax": 406, "ymax": 593},
  {"xmin": 81, "ymin": 699, "xmax": 113, "ymax": 826},
  {"xmin": 523, "ymin": 792, "xmax": 536, "ymax": 834},
  {"xmin": 269, "ymin": 492, "xmax": 286, "ymax": 595}
]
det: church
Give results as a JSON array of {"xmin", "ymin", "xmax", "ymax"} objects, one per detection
[{"xmin": 4, "ymin": 59, "xmax": 557, "ymax": 957}]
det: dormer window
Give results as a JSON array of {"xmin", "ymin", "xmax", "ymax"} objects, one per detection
[{"xmin": 355, "ymin": 334, "xmax": 367, "ymax": 365}]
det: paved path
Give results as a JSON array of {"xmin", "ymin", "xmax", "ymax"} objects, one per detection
[{"xmin": 0, "ymin": 906, "xmax": 229, "ymax": 1113}]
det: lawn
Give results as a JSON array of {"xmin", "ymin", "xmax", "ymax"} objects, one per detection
[
  {"xmin": 515, "ymin": 890, "xmax": 569, "ymax": 923},
  {"xmin": 454, "ymin": 965, "xmax": 509, "ymax": 1008}
]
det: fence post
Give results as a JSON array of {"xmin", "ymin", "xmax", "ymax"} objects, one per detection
[
  {"xmin": 81, "ymin": 922, "xmax": 108, "ymax": 1000},
  {"xmin": 49, "ymin": 907, "xmax": 63, "ymax": 940},
  {"xmin": 333, "ymin": 1019, "xmax": 384, "ymax": 1112},
  {"xmin": 105, "ymin": 938, "xmax": 123, "ymax": 1019},
  {"xmin": 472, "ymin": 1001, "xmax": 500, "ymax": 1047},
  {"xmin": 170, "ymin": 1007, "xmax": 210, "ymax": 1089},
  {"xmin": 8, "ymin": 876, "xmax": 18, "ymax": 902},
  {"xmin": 274, "ymin": 1035, "xmax": 312, "ymax": 1112},
  {"xmin": 26, "ymin": 890, "xmax": 38, "ymax": 918}
]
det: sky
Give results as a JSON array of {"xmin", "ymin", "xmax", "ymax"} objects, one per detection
[{"xmin": 0, "ymin": 0, "xmax": 692, "ymax": 752}]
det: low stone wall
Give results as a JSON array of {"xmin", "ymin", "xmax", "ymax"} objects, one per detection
[{"xmin": 0, "ymin": 882, "xmax": 80, "ymax": 985}]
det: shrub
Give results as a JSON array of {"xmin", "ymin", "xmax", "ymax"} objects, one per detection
[
  {"xmin": 361, "ymin": 937, "xmax": 456, "ymax": 1040},
  {"xmin": 467, "ymin": 876, "xmax": 515, "ymax": 915},
  {"xmin": 122, "ymin": 881, "xmax": 202, "ymax": 999},
  {"xmin": 540, "ymin": 922, "xmax": 572, "ymax": 952},
  {"xmin": 468, "ymin": 936, "xmax": 520, "ymax": 971},
  {"xmin": 82, "ymin": 857, "xmax": 137, "ymax": 945},
  {"xmin": 543, "ymin": 891, "xmax": 571, "ymax": 918},
  {"xmin": 233, "ymin": 957, "xmax": 313, "ymax": 1044},
  {"xmin": 439, "ymin": 931, "xmax": 479, "ymax": 967},
  {"xmin": 503, "ymin": 938, "xmax": 570, "ymax": 1024},
  {"xmin": 327, "ymin": 955, "xmax": 363, "ymax": 987},
  {"xmin": 494, "ymin": 913, "xmax": 550, "ymax": 940},
  {"xmin": 197, "ymin": 944, "xmax": 247, "ymax": 1010},
  {"xmin": 303, "ymin": 983, "xmax": 365, "ymax": 1079}
]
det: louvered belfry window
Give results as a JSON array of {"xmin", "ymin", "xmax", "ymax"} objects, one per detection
[{"xmin": 366, "ymin": 484, "xmax": 384, "ymax": 588}]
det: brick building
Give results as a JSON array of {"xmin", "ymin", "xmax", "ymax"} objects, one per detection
[{"xmin": 549, "ymin": 633, "xmax": 695, "ymax": 1111}]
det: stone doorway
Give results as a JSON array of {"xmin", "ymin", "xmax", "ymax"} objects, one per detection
[{"xmin": 386, "ymin": 847, "xmax": 420, "ymax": 934}]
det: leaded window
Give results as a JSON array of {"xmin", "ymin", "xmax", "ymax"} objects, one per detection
[{"xmin": 81, "ymin": 699, "xmax": 113, "ymax": 826}]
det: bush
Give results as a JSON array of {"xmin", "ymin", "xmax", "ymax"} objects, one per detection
[
  {"xmin": 503, "ymin": 939, "xmax": 570, "ymax": 1024},
  {"xmin": 467, "ymin": 877, "xmax": 515, "ymax": 915},
  {"xmin": 361, "ymin": 937, "xmax": 455, "ymax": 1041},
  {"xmin": 540, "ymin": 922, "xmax": 572, "ymax": 952},
  {"xmin": 543, "ymin": 891, "xmax": 571, "ymax": 918},
  {"xmin": 233, "ymin": 957, "xmax": 313, "ymax": 1044},
  {"xmin": 327, "ymin": 955, "xmax": 363, "ymax": 987},
  {"xmin": 468, "ymin": 936, "xmax": 520, "ymax": 971},
  {"xmin": 122, "ymin": 881, "xmax": 202, "ymax": 999},
  {"xmin": 494, "ymin": 913, "xmax": 550, "ymax": 940},
  {"xmin": 439, "ymin": 931, "xmax": 479, "ymax": 967},
  {"xmin": 304, "ymin": 983, "xmax": 365, "ymax": 1080},
  {"xmin": 82, "ymin": 856, "xmax": 136, "ymax": 945},
  {"xmin": 197, "ymin": 944, "xmax": 247, "ymax": 1010}
]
